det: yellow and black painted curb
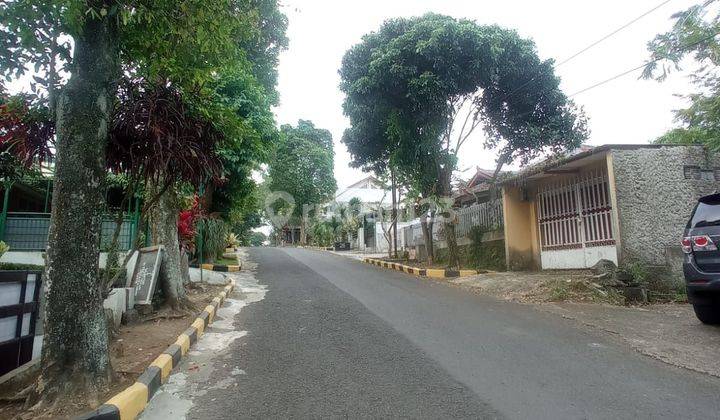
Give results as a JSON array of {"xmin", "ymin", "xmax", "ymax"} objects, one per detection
[
  {"xmin": 363, "ymin": 258, "xmax": 478, "ymax": 279},
  {"xmin": 190, "ymin": 263, "xmax": 241, "ymax": 272},
  {"xmin": 77, "ymin": 279, "xmax": 236, "ymax": 420}
]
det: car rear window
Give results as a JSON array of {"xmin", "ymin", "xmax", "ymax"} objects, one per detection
[{"xmin": 689, "ymin": 194, "xmax": 720, "ymax": 228}]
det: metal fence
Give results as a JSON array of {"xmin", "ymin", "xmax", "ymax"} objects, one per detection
[
  {"xmin": 455, "ymin": 199, "xmax": 504, "ymax": 238},
  {"xmin": 401, "ymin": 200, "xmax": 504, "ymax": 248},
  {"xmin": 2, "ymin": 212, "xmax": 135, "ymax": 251}
]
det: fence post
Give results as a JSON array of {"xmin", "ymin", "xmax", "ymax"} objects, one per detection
[
  {"xmin": 43, "ymin": 178, "xmax": 51, "ymax": 213},
  {"xmin": 0, "ymin": 182, "xmax": 12, "ymax": 241},
  {"xmin": 198, "ymin": 184, "xmax": 205, "ymax": 284},
  {"xmin": 130, "ymin": 196, "xmax": 140, "ymax": 247}
]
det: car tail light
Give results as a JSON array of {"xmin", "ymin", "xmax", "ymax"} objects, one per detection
[
  {"xmin": 692, "ymin": 235, "xmax": 718, "ymax": 251},
  {"xmin": 681, "ymin": 237, "xmax": 693, "ymax": 253}
]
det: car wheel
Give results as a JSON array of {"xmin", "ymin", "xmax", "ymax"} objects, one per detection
[{"xmin": 692, "ymin": 303, "xmax": 720, "ymax": 325}]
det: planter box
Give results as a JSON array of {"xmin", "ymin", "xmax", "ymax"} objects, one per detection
[{"xmin": 333, "ymin": 242, "xmax": 351, "ymax": 251}]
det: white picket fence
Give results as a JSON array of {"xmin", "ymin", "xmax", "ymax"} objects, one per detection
[{"xmin": 402, "ymin": 200, "xmax": 504, "ymax": 247}]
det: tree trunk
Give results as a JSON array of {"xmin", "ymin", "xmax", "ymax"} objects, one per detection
[
  {"xmin": 444, "ymin": 219, "xmax": 460, "ymax": 270},
  {"xmin": 148, "ymin": 178, "xmax": 188, "ymax": 310},
  {"xmin": 439, "ymin": 168, "xmax": 461, "ymax": 270},
  {"xmin": 33, "ymin": 8, "xmax": 117, "ymax": 406},
  {"xmin": 391, "ymin": 168, "xmax": 398, "ymax": 259},
  {"xmin": 300, "ymin": 220, "xmax": 307, "ymax": 245},
  {"xmin": 420, "ymin": 214, "xmax": 434, "ymax": 265}
]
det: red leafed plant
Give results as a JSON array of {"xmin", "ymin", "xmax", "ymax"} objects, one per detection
[
  {"xmin": 178, "ymin": 195, "xmax": 203, "ymax": 253},
  {"xmin": 0, "ymin": 93, "xmax": 54, "ymax": 169},
  {"xmin": 108, "ymin": 78, "xmax": 224, "ymax": 188}
]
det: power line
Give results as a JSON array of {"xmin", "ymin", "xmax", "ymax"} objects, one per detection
[
  {"xmin": 556, "ymin": 0, "xmax": 675, "ymax": 66},
  {"xmin": 499, "ymin": 0, "xmax": 675, "ymax": 103},
  {"xmin": 569, "ymin": 29, "xmax": 720, "ymax": 97}
]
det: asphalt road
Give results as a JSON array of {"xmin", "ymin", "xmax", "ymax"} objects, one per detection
[{"xmin": 189, "ymin": 248, "xmax": 720, "ymax": 419}]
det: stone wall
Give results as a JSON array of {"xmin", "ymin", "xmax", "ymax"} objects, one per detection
[{"xmin": 611, "ymin": 146, "xmax": 719, "ymax": 275}]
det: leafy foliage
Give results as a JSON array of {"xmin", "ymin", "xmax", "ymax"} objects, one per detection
[
  {"xmin": 108, "ymin": 79, "xmax": 224, "ymax": 188},
  {"xmin": 195, "ymin": 217, "xmax": 229, "ymax": 262},
  {"xmin": 248, "ymin": 230, "xmax": 266, "ymax": 247},
  {"xmin": 0, "ymin": 92, "xmax": 54, "ymax": 177},
  {"xmin": 268, "ymin": 120, "xmax": 337, "ymax": 220},
  {"xmin": 340, "ymin": 14, "xmax": 587, "ymax": 266},
  {"xmin": 644, "ymin": 1, "xmax": 720, "ymax": 151},
  {"xmin": 340, "ymin": 14, "xmax": 587, "ymax": 178},
  {"xmin": 468, "ymin": 226, "xmax": 506, "ymax": 271},
  {"xmin": 311, "ymin": 221, "xmax": 336, "ymax": 247}
]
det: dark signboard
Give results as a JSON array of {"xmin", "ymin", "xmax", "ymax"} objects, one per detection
[{"xmin": 130, "ymin": 245, "xmax": 164, "ymax": 305}]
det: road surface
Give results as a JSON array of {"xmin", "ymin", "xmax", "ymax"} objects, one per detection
[{"xmin": 146, "ymin": 247, "xmax": 720, "ymax": 419}]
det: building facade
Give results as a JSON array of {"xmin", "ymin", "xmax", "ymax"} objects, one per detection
[{"xmin": 501, "ymin": 144, "xmax": 719, "ymax": 276}]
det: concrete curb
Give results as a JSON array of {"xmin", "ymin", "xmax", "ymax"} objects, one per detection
[
  {"xmin": 362, "ymin": 258, "xmax": 478, "ymax": 278},
  {"xmin": 76, "ymin": 279, "xmax": 236, "ymax": 420},
  {"xmin": 189, "ymin": 263, "xmax": 241, "ymax": 272}
]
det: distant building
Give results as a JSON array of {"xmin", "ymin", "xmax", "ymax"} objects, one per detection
[
  {"xmin": 333, "ymin": 176, "xmax": 390, "ymax": 212},
  {"xmin": 453, "ymin": 167, "xmax": 502, "ymax": 207}
]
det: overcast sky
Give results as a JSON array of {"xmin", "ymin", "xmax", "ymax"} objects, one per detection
[{"xmin": 273, "ymin": 0, "xmax": 700, "ymax": 191}]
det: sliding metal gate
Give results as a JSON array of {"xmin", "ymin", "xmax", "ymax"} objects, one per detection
[{"xmin": 536, "ymin": 169, "xmax": 617, "ymax": 269}]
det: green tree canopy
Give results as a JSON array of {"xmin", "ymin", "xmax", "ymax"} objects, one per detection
[
  {"xmin": 267, "ymin": 120, "xmax": 337, "ymax": 244},
  {"xmin": 644, "ymin": 1, "xmax": 720, "ymax": 151},
  {"xmin": 340, "ymin": 14, "xmax": 587, "ymax": 267}
]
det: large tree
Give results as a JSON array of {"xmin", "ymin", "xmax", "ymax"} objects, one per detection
[
  {"xmin": 267, "ymin": 120, "xmax": 337, "ymax": 245},
  {"xmin": 643, "ymin": 1, "xmax": 720, "ymax": 151},
  {"xmin": 340, "ymin": 14, "xmax": 587, "ymax": 268},
  {"xmin": 0, "ymin": 0, "xmax": 284, "ymax": 409}
]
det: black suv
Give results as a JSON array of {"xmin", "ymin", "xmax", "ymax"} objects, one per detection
[{"xmin": 683, "ymin": 192, "xmax": 720, "ymax": 324}]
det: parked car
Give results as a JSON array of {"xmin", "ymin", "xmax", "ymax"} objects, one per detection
[{"xmin": 682, "ymin": 192, "xmax": 720, "ymax": 324}]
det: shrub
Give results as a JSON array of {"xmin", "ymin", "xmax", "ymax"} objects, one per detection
[
  {"xmin": 226, "ymin": 232, "xmax": 239, "ymax": 248},
  {"xmin": 468, "ymin": 226, "xmax": 506, "ymax": 271},
  {"xmin": 0, "ymin": 241, "xmax": 9, "ymax": 259},
  {"xmin": 0, "ymin": 262, "xmax": 43, "ymax": 271},
  {"xmin": 195, "ymin": 218, "xmax": 229, "ymax": 262}
]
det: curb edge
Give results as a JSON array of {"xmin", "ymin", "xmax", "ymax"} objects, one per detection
[
  {"xmin": 76, "ymin": 278, "xmax": 237, "ymax": 420},
  {"xmin": 361, "ymin": 257, "xmax": 478, "ymax": 279}
]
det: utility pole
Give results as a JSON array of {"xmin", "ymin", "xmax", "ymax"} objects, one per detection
[{"xmin": 391, "ymin": 167, "xmax": 398, "ymax": 259}]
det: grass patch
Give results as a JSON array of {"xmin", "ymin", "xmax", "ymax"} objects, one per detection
[
  {"xmin": 545, "ymin": 278, "xmax": 625, "ymax": 305},
  {"xmin": 213, "ymin": 257, "xmax": 238, "ymax": 266}
]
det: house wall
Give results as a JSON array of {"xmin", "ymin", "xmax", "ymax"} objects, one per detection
[
  {"xmin": 610, "ymin": 145, "xmax": 719, "ymax": 274},
  {"xmin": 502, "ymin": 185, "xmax": 539, "ymax": 270}
]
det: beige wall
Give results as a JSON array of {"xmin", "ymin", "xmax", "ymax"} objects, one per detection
[{"xmin": 502, "ymin": 185, "xmax": 539, "ymax": 270}]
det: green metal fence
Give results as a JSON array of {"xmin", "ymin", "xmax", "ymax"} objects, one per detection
[{"xmin": 1, "ymin": 212, "xmax": 136, "ymax": 251}]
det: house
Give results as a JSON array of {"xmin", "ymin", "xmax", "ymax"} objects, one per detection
[
  {"xmin": 453, "ymin": 167, "xmax": 500, "ymax": 207},
  {"xmin": 0, "ymin": 176, "xmax": 139, "ymax": 263},
  {"xmin": 500, "ymin": 144, "xmax": 719, "ymax": 277},
  {"xmin": 334, "ymin": 175, "xmax": 390, "ymax": 212}
]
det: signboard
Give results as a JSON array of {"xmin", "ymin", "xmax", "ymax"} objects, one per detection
[{"xmin": 130, "ymin": 245, "xmax": 164, "ymax": 305}]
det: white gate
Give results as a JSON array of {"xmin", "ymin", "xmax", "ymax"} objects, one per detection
[{"xmin": 536, "ymin": 169, "xmax": 617, "ymax": 269}]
